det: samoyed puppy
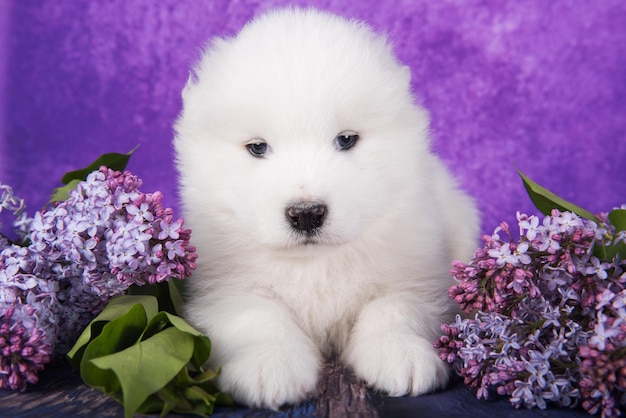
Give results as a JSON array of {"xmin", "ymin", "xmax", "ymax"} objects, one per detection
[{"xmin": 174, "ymin": 8, "xmax": 478, "ymax": 409}]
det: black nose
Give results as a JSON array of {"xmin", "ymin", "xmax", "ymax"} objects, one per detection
[{"xmin": 286, "ymin": 201, "xmax": 327, "ymax": 233}]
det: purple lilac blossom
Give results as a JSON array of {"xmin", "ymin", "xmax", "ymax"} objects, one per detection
[
  {"xmin": 0, "ymin": 167, "xmax": 197, "ymax": 390},
  {"xmin": 0, "ymin": 184, "xmax": 31, "ymax": 244},
  {"xmin": 28, "ymin": 167, "xmax": 197, "ymax": 351},
  {"xmin": 1, "ymin": 186, "xmax": 56, "ymax": 391},
  {"xmin": 0, "ymin": 252, "xmax": 58, "ymax": 391},
  {"xmin": 435, "ymin": 209, "xmax": 626, "ymax": 417}
]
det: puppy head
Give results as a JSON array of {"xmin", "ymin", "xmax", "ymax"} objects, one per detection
[{"xmin": 174, "ymin": 8, "xmax": 431, "ymax": 255}]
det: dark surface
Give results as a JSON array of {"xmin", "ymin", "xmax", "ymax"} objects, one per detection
[{"xmin": 0, "ymin": 359, "xmax": 594, "ymax": 418}]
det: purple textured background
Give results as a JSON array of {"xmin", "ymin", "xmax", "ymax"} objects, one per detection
[{"xmin": 1, "ymin": 0, "xmax": 625, "ymax": 235}]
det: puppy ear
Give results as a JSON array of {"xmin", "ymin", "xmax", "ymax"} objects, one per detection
[{"xmin": 182, "ymin": 36, "xmax": 230, "ymax": 101}]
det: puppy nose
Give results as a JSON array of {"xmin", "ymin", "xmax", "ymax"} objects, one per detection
[{"xmin": 286, "ymin": 201, "xmax": 327, "ymax": 233}]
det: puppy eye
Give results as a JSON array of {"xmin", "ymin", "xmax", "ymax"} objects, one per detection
[
  {"xmin": 246, "ymin": 140, "xmax": 269, "ymax": 157},
  {"xmin": 334, "ymin": 131, "xmax": 359, "ymax": 151}
]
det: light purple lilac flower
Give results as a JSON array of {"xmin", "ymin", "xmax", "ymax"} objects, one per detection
[
  {"xmin": 0, "ymin": 243, "xmax": 58, "ymax": 391},
  {"xmin": 437, "ymin": 208, "xmax": 626, "ymax": 417},
  {"xmin": 25, "ymin": 167, "xmax": 197, "ymax": 351},
  {"xmin": 1, "ymin": 184, "xmax": 31, "ymax": 246},
  {"xmin": 1, "ymin": 167, "xmax": 197, "ymax": 390}
]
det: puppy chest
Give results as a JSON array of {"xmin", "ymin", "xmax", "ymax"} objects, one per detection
[{"xmin": 269, "ymin": 273, "xmax": 375, "ymax": 353}]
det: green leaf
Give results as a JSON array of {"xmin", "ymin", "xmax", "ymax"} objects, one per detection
[
  {"xmin": 168, "ymin": 314, "xmax": 210, "ymax": 361},
  {"xmin": 80, "ymin": 303, "xmax": 149, "ymax": 395},
  {"xmin": 140, "ymin": 312, "xmax": 170, "ymax": 340},
  {"xmin": 88, "ymin": 327, "xmax": 195, "ymax": 418},
  {"xmin": 67, "ymin": 295, "xmax": 158, "ymax": 368},
  {"xmin": 127, "ymin": 281, "xmax": 181, "ymax": 315},
  {"xmin": 153, "ymin": 368, "xmax": 230, "ymax": 416},
  {"xmin": 181, "ymin": 366, "xmax": 221, "ymax": 385},
  {"xmin": 48, "ymin": 146, "xmax": 139, "ymax": 205},
  {"xmin": 68, "ymin": 295, "xmax": 229, "ymax": 417},
  {"xmin": 609, "ymin": 209, "xmax": 626, "ymax": 232},
  {"xmin": 518, "ymin": 170, "xmax": 600, "ymax": 223},
  {"xmin": 165, "ymin": 313, "xmax": 212, "ymax": 370},
  {"xmin": 160, "ymin": 311, "xmax": 205, "ymax": 337},
  {"xmin": 61, "ymin": 145, "xmax": 139, "ymax": 185},
  {"xmin": 600, "ymin": 209, "xmax": 626, "ymax": 261},
  {"xmin": 592, "ymin": 209, "xmax": 626, "ymax": 261},
  {"xmin": 49, "ymin": 179, "xmax": 82, "ymax": 204},
  {"xmin": 168, "ymin": 279, "xmax": 185, "ymax": 316},
  {"xmin": 140, "ymin": 311, "xmax": 212, "ymax": 369},
  {"xmin": 187, "ymin": 335, "xmax": 211, "ymax": 371}
]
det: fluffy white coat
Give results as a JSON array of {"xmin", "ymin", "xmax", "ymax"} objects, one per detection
[{"xmin": 174, "ymin": 8, "xmax": 479, "ymax": 409}]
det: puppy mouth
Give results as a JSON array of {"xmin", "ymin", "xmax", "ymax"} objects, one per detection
[
  {"xmin": 280, "ymin": 227, "xmax": 337, "ymax": 252},
  {"xmin": 291, "ymin": 230, "xmax": 323, "ymax": 246}
]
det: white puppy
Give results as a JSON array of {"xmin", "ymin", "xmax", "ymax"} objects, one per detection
[{"xmin": 174, "ymin": 8, "xmax": 478, "ymax": 409}]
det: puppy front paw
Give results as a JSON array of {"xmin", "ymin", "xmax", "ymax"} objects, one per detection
[
  {"xmin": 344, "ymin": 333, "xmax": 449, "ymax": 397},
  {"xmin": 216, "ymin": 336, "xmax": 321, "ymax": 409}
]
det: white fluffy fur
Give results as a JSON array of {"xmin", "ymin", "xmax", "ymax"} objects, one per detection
[{"xmin": 174, "ymin": 8, "xmax": 479, "ymax": 409}]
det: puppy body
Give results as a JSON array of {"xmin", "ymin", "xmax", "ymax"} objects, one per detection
[{"xmin": 174, "ymin": 8, "xmax": 478, "ymax": 409}]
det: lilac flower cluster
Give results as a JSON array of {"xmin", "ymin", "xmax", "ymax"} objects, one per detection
[
  {"xmin": 1, "ymin": 184, "xmax": 31, "ymax": 243},
  {"xmin": 578, "ymin": 288, "xmax": 626, "ymax": 417},
  {"xmin": 435, "ymin": 209, "xmax": 626, "ymax": 417},
  {"xmin": 1, "ymin": 185, "xmax": 55, "ymax": 391},
  {"xmin": 1, "ymin": 167, "xmax": 197, "ymax": 391}
]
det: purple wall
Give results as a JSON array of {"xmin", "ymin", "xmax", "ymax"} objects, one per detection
[
  {"xmin": 0, "ymin": 1, "xmax": 8, "ymax": 181},
  {"xmin": 1, "ymin": 0, "xmax": 625, "ymax": 234}
]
